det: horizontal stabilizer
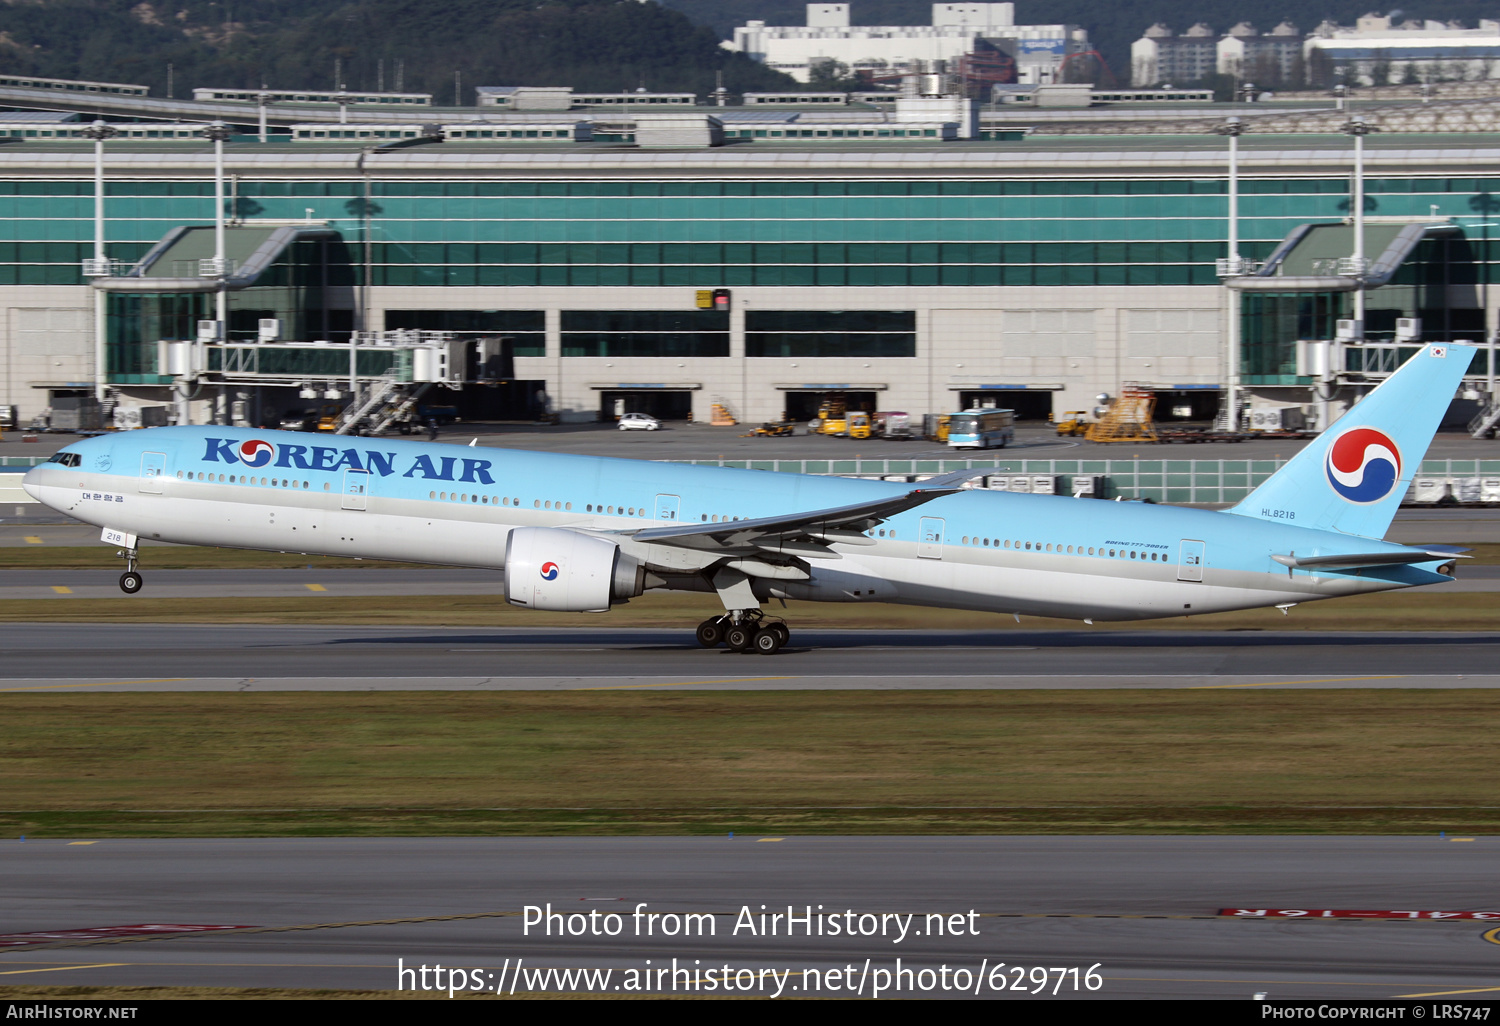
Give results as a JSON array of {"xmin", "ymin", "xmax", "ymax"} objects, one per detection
[{"xmin": 1271, "ymin": 550, "xmax": 1467, "ymax": 570}]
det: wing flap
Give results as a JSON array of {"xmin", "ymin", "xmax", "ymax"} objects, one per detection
[{"xmin": 622, "ymin": 481, "xmax": 967, "ymax": 553}]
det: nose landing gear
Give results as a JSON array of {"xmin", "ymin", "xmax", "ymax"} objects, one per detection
[
  {"xmin": 696, "ymin": 611, "xmax": 789, "ymax": 654},
  {"xmin": 117, "ymin": 544, "xmax": 142, "ymax": 594}
]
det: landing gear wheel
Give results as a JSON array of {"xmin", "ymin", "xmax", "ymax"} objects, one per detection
[
  {"xmin": 724, "ymin": 624, "xmax": 754, "ymax": 652},
  {"xmin": 753, "ymin": 627, "xmax": 784, "ymax": 655},
  {"xmin": 119, "ymin": 571, "xmax": 142, "ymax": 594},
  {"xmin": 768, "ymin": 622, "xmax": 790, "ymax": 647},
  {"xmin": 695, "ymin": 617, "xmax": 726, "ymax": 648}
]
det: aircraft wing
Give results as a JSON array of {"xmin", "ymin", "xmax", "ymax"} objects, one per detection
[{"xmin": 617, "ymin": 470, "xmax": 982, "ymax": 557}]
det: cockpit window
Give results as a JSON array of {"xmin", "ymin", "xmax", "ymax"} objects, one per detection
[{"xmin": 46, "ymin": 452, "xmax": 81, "ymax": 467}]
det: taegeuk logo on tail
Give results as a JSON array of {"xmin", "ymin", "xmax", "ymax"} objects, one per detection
[{"xmin": 1325, "ymin": 427, "xmax": 1402, "ymax": 504}]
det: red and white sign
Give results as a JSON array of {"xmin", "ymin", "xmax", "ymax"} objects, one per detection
[
  {"xmin": 0, "ymin": 923, "xmax": 253, "ymax": 947},
  {"xmin": 1221, "ymin": 909, "xmax": 1500, "ymax": 920}
]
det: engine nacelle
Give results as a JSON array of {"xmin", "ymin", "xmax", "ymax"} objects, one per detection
[{"xmin": 504, "ymin": 527, "xmax": 645, "ymax": 612}]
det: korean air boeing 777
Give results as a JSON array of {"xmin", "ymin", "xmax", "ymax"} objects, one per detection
[{"xmin": 23, "ymin": 343, "xmax": 1471, "ymax": 654}]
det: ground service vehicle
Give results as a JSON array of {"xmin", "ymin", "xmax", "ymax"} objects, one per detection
[
  {"xmin": 811, "ymin": 399, "xmax": 849, "ymax": 436},
  {"xmin": 948, "ymin": 409, "xmax": 1015, "ymax": 449},
  {"xmin": 847, "ymin": 411, "xmax": 872, "ymax": 439},
  {"xmin": 1055, "ymin": 411, "xmax": 1091, "ymax": 437},
  {"xmin": 873, "ymin": 411, "xmax": 913, "ymax": 440}
]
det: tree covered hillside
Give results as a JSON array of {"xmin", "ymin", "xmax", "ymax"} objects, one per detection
[{"xmin": 0, "ymin": 0, "xmax": 793, "ymax": 100}]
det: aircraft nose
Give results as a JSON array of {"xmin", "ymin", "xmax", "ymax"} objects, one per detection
[{"xmin": 21, "ymin": 465, "xmax": 40, "ymax": 501}]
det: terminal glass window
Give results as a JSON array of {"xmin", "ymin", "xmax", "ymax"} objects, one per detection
[
  {"xmin": 746, "ymin": 311, "xmax": 916, "ymax": 358},
  {"xmin": 561, "ymin": 310, "xmax": 729, "ymax": 358},
  {"xmin": 385, "ymin": 309, "xmax": 545, "ymax": 357},
  {"xmin": 1240, "ymin": 292, "xmax": 1345, "ymax": 384}
]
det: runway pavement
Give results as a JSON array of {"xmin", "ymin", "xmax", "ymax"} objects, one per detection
[
  {"xmin": 1, "ymin": 836, "xmax": 1497, "ymax": 999},
  {"xmin": 1, "ymin": 624, "xmax": 1499, "ymax": 689},
  {"xmin": 0, "ymin": 567, "xmax": 505, "ymax": 599},
  {"xmin": 3, "ymin": 565, "xmax": 1500, "ymax": 600}
]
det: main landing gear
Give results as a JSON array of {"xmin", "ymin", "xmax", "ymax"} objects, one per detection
[
  {"xmin": 696, "ymin": 611, "xmax": 790, "ymax": 655},
  {"xmin": 117, "ymin": 545, "xmax": 142, "ymax": 594}
]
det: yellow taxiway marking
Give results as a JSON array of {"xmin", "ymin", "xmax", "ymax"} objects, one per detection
[
  {"xmin": 1451, "ymin": 838, "xmax": 1476, "ymax": 842},
  {"xmin": 23, "ymin": 536, "xmax": 42, "ymax": 544},
  {"xmin": 66, "ymin": 841, "xmax": 96, "ymax": 846},
  {"xmin": 582, "ymin": 676, "xmax": 793, "ymax": 691},
  {"xmin": 304, "ymin": 583, "xmax": 327, "ymax": 592},
  {"xmin": 1482, "ymin": 927, "xmax": 1500, "ymax": 945},
  {"xmin": 49, "ymin": 586, "xmax": 71, "ymax": 595},
  {"xmin": 1189, "ymin": 675, "xmax": 1406, "ymax": 690},
  {"xmin": 0, "ymin": 679, "xmax": 187, "ymax": 693},
  {"xmin": 1398, "ymin": 985, "xmax": 1500, "ymax": 997},
  {"xmin": 757, "ymin": 838, "xmax": 785, "ymax": 842},
  {"xmin": 0, "ymin": 964, "xmax": 124, "ymax": 976}
]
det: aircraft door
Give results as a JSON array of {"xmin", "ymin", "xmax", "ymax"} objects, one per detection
[
  {"xmin": 1177, "ymin": 539, "xmax": 1205, "ymax": 581},
  {"xmin": 918, "ymin": 517, "xmax": 945, "ymax": 559},
  {"xmin": 139, "ymin": 451, "xmax": 166, "ymax": 494},
  {"xmin": 342, "ymin": 469, "xmax": 370, "ymax": 511},
  {"xmin": 653, "ymin": 493, "xmax": 681, "ymax": 522}
]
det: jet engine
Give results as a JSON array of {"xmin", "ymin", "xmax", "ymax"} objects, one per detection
[{"xmin": 504, "ymin": 527, "xmax": 647, "ymax": 611}]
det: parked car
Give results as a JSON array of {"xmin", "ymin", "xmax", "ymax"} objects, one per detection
[
  {"xmin": 278, "ymin": 408, "xmax": 318, "ymax": 432},
  {"xmin": 618, "ymin": 412, "xmax": 661, "ymax": 431}
]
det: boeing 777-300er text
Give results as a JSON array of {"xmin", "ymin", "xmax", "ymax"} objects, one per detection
[{"xmin": 23, "ymin": 343, "xmax": 1472, "ymax": 653}]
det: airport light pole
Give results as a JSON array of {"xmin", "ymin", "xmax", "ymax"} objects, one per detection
[
  {"xmin": 1341, "ymin": 114, "xmax": 1372, "ymax": 336},
  {"xmin": 257, "ymin": 90, "xmax": 269, "ymax": 143},
  {"xmin": 1213, "ymin": 116, "xmax": 1247, "ymax": 432},
  {"xmin": 83, "ymin": 120, "xmax": 117, "ymax": 402},
  {"xmin": 201, "ymin": 121, "xmax": 233, "ymax": 338}
]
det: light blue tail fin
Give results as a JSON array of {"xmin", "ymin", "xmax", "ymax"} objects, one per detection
[{"xmin": 1227, "ymin": 343, "xmax": 1472, "ymax": 539}]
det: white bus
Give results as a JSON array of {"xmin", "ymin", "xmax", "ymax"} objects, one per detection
[{"xmin": 948, "ymin": 408, "xmax": 1015, "ymax": 449}]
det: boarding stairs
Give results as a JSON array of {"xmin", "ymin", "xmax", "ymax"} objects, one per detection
[
  {"xmin": 1085, "ymin": 386, "xmax": 1158, "ymax": 443},
  {"xmin": 334, "ymin": 380, "xmax": 432, "ymax": 436},
  {"xmin": 1469, "ymin": 397, "xmax": 1500, "ymax": 439}
]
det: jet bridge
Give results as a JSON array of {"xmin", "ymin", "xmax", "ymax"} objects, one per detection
[
  {"xmin": 156, "ymin": 331, "xmax": 474, "ymax": 435},
  {"xmin": 1223, "ymin": 218, "xmax": 1458, "ymax": 293},
  {"xmin": 89, "ymin": 223, "xmax": 338, "ymax": 293}
]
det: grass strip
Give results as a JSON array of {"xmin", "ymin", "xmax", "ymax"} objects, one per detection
[
  {"xmin": 3, "ymin": 691, "xmax": 1498, "ymax": 837},
  {"xmin": 0, "ymin": 589, "xmax": 1494, "ymax": 630}
]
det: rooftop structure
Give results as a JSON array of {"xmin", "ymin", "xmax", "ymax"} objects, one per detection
[
  {"xmin": 475, "ymin": 87, "xmax": 697, "ymax": 110},
  {"xmin": 192, "ymin": 89, "xmax": 432, "ymax": 106}
]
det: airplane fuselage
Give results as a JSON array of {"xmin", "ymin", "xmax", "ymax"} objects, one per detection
[{"xmin": 23, "ymin": 426, "xmax": 1449, "ymax": 623}]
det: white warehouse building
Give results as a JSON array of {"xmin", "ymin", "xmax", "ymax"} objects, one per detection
[{"xmin": 724, "ymin": 2, "xmax": 1086, "ymax": 85}]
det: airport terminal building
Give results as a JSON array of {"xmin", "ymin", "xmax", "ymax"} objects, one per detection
[{"xmin": 0, "ymin": 100, "xmax": 1497, "ymax": 431}]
